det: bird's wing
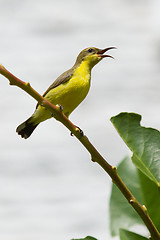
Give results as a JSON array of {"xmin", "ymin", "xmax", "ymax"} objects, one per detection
[
  {"xmin": 43, "ymin": 68, "xmax": 74, "ymax": 97},
  {"xmin": 36, "ymin": 68, "xmax": 74, "ymax": 109}
]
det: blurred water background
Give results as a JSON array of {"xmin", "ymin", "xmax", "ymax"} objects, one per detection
[{"xmin": 0, "ymin": 0, "xmax": 160, "ymax": 239}]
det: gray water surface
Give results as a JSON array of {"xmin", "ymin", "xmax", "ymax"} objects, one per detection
[{"xmin": 0, "ymin": 0, "xmax": 160, "ymax": 239}]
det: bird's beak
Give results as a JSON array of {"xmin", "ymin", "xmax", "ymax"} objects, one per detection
[{"xmin": 97, "ymin": 47, "xmax": 116, "ymax": 59}]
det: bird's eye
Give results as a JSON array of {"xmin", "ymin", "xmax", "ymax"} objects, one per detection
[{"xmin": 88, "ymin": 48, "xmax": 93, "ymax": 53}]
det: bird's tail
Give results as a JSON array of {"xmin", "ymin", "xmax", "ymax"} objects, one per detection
[{"xmin": 16, "ymin": 117, "xmax": 39, "ymax": 139}]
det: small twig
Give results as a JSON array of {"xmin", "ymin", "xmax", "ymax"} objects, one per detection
[{"xmin": 0, "ymin": 64, "xmax": 160, "ymax": 240}]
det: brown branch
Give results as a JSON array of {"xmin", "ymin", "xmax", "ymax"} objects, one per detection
[{"xmin": 0, "ymin": 64, "xmax": 160, "ymax": 240}]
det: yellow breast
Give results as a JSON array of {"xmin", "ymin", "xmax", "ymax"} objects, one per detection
[
  {"xmin": 33, "ymin": 60, "xmax": 92, "ymax": 123},
  {"xmin": 58, "ymin": 60, "xmax": 91, "ymax": 116}
]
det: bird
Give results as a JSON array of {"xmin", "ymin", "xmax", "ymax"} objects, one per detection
[{"xmin": 16, "ymin": 46, "xmax": 115, "ymax": 139}]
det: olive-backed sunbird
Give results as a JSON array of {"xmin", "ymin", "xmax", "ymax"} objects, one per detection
[{"xmin": 16, "ymin": 47, "xmax": 115, "ymax": 139}]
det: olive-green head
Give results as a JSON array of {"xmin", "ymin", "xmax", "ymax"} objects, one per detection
[{"xmin": 74, "ymin": 47, "xmax": 116, "ymax": 69}]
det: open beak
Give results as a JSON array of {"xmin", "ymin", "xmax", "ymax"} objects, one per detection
[{"xmin": 97, "ymin": 47, "xmax": 116, "ymax": 59}]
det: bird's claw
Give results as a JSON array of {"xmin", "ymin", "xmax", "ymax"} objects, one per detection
[
  {"xmin": 70, "ymin": 126, "xmax": 84, "ymax": 138},
  {"xmin": 56, "ymin": 104, "xmax": 63, "ymax": 112},
  {"xmin": 51, "ymin": 104, "xmax": 63, "ymax": 117}
]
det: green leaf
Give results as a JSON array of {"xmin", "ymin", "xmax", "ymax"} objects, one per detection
[
  {"xmin": 71, "ymin": 236, "xmax": 98, "ymax": 240},
  {"xmin": 119, "ymin": 229, "xmax": 148, "ymax": 240},
  {"xmin": 109, "ymin": 157, "xmax": 143, "ymax": 236},
  {"xmin": 111, "ymin": 112, "xmax": 160, "ymax": 187},
  {"xmin": 110, "ymin": 156, "xmax": 160, "ymax": 236},
  {"xmin": 138, "ymin": 170, "xmax": 160, "ymax": 232}
]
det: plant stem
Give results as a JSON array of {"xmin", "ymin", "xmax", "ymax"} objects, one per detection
[{"xmin": 0, "ymin": 64, "xmax": 160, "ymax": 240}]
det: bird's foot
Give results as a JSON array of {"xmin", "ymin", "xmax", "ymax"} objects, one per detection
[
  {"xmin": 70, "ymin": 126, "xmax": 84, "ymax": 138},
  {"xmin": 51, "ymin": 104, "xmax": 63, "ymax": 117},
  {"xmin": 56, "ymin": 104, "xmax": 63, "ymax": 112}
]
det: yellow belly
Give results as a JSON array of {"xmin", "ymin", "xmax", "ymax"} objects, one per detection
[{"xmin": 32, "ymin": 62, "xmax": 91, "ymax": 124}]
